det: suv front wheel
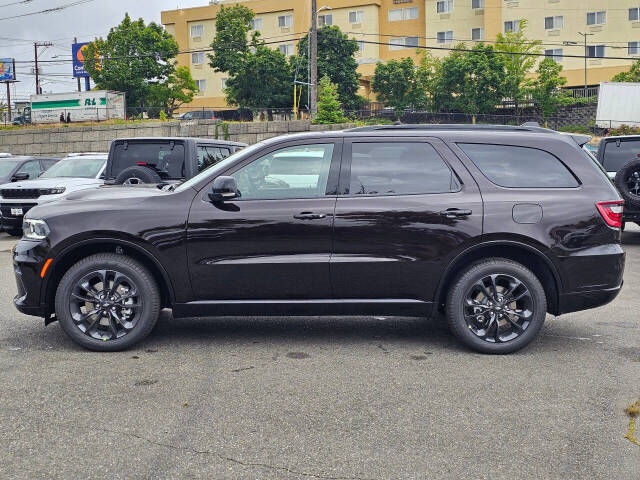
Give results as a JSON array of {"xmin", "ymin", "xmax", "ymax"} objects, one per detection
[
  {"xmin": 446, "ymin": 258, "xmax": 547, "ymax": 354},
  {"xmin": 55, "ymin": 253, "xmax": 160, "ymax": 351}
]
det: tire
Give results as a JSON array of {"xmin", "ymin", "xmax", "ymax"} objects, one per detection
[
  {"xmin": 614, "ymin": 159, "xmax": 640, "ymax": 209},
  {"xmin": 114, "ymin": 166, "xmax": 162, "ymax": 185},
  {"xmin": 55, "ymin": 253, "xmax": 160, "ymax": 351},
  {"xmin": 446, "ymin": 258, "xmax": 547, "ymax": 354}
]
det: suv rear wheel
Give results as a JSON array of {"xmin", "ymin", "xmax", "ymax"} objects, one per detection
[
  {"xmin": 446, "ymin": 258, "xmax": 547, "ymax": 354},
  {"xmin": 55, "ymin": 253, "xmax": 160, "ymax": 351}
]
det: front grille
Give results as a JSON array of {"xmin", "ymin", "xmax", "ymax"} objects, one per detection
[
  {"xmin": 0, "ymin": 203, "xmax": 37, "ymax": 218},
  {"xmin": 0, "ymin": 189, "xmax": 41, "ymax": 199}
]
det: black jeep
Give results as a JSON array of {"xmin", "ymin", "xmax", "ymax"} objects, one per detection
[{"xmin": 104, "ymin": 137, "xmax": 246, "ymax": 185}]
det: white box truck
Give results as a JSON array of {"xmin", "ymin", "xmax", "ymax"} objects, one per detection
[
  {"xmin": 30, "ymin": 90, "xmax": 126, "ymax": 124},
  {"xmin": 596, "ymin": 82, "xmax": 640, "ymax": 129}
]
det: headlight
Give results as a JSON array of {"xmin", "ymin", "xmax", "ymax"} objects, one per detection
[
  {"xmin": 39, "ymin": 187, "xmax": 66, "ymax": 195},
  {"xmin": 23, "ymin": 219, "xmax": 50, "ymax": 240}
]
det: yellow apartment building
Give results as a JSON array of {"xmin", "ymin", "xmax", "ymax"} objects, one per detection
[{"xmin": 162, "ymin": 0, "xmax": 640, "ymax": 110}]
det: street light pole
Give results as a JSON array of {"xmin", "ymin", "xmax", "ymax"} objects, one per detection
[
  {"xmin": 578, "ymin": 32, "xmax": 594, "ymax": 97},
  {"xmin": 310, "ymin": 0, "xmax": 318, "ymax": 117}
]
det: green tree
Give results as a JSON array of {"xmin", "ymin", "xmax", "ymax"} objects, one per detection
[
  {"xmin": 612, "ymin": 60, "xmax": 640, "ymax": 82},
  {"xmin": 83, "ymin": 13, "xmax": 179, "ymax": 110},
  {"xmin": 224, "ymin": 46, "xmax": 292, "ymax": 111},
  {"xmin": 208, "ymin": 4, "xmax": 291, "ymax": 113},
  {"xmin": 415, "ymin": 51, "xmax": 442, "ymax": 111},
  {"xmin": 294, "ymin": 26, "xmax": 365, "ymax": 110},
  {"xmin": 531, "ymin": 58, "xmax": 572, "ymax": 125},
  {"xmin": 208, "ymin": 4, "xmax": 259, "ymax": 76},
  {"xmin": 495, "ymin": 20, "xmax": 543, "ymax": 114},
  {"xmin": 371, "ymin": 57, "xmax": 426, "ymax": 118},
  {"xmin": 313, "ymin": 75, "xmax": 348, "ymax": 124},
  {"xmin": 148, "ymin": 66, "xmax": 198, "ymax": 118},
  {"xmin": 431, "ymin": 44, "xmax": 506, "ymax": 117}
]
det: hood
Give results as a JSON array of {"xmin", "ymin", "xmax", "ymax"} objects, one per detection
[
  {"xmin": 0, "ymin": 177, "xmax": 104, "ymax": 190},
  {"xmin": 63, "ymin": 184, "xmax": 169, "ymax": 202}
]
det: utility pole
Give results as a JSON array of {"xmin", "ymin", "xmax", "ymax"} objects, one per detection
[
  {"xmin": 74, "ymin": 37, "xmax": 81, "ymax": 92},
  {"xmin": 310, "ymin": 0, "xmax": 318, "ymax": 117},
  {"xmin": 34, "ymin": 41, "xmax": 53, "ymax": 95},
  {"xmin": 577, "ymin": 32, "xmax": 594, "ymax": 97}
]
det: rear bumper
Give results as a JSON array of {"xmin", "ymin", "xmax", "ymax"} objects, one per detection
[{"xmin": 558, "ymin": 283, "xmax": 623, "ymax": 315}]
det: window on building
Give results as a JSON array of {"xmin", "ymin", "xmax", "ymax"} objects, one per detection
[
  {"xmin": 389, "ymin": 37, "xmax": 419, "ymax": 50},
  {"xmin": 250, "ymin": 18, "xmax": 262, "ymax": 31},
  {"xmin": 278, "ymin": 14, "xmax": 293, "ymax": 28},
  {"xmin": 504, "ymin": 20, "xmax": 521, "ymax": 33},
  {"xmin": 458, "ymin": 144, "xmax": 579, "ymax": 188},
  {"xmin": 357, "ymin": 40, "xmax": 365, "ymax": 55},
  {"xmin": 629, "ymin": 42, "xmax": 640, "ymax": 55},
  {"xmin": 587, "ymin": 45, "xmax": 606, "ymax": 58},
  {"xmin": 472, "ymin": 28, "xmax": 484, "ymax": 41},
  {"xmin": 631, "ymin": 8, "xmax": 640, "ymax": 21},
  {"xmin": 191, "ymin": 52, "xmax": 205, "ymax": 65},
  {"xmin": 437, "ymin": 0, "xmax": 454, "ymax": 14},
  {"xmin": 195, "ymin": 80, "xmax": 206, "ymax": 94},
  {"xmin": 318, "ymin": 14, "xmax": 332, "ymax": 26},
  {"xmin": 544, "ymin": 48, "xmax": 563, "ymax": 62},
  {"xmin": 587, "ymin": 11, "xmax": 606, "ymax": 26},
  {"xmin": 437, "ymin": 31, "xmax": 454, "ymax": 43},
  {"xmin": 279, "ymin": 44, "xmax": 294, "ymax": 56},
  {"xmin": 472, "ymin": 0, "xmax": 484, "ymax": 9},
  {"xmin": 390, "ymin": 7, "xmax": 419, "ymax": 22},
  {"xmin": 221, "ymin": 78, "xmax": 228, "ymax": 90},
  {"xmin": 349, "ymin": 10, "xmax": 364, "ymax": 23},
  {"xmin": 346, "ymin": 143, "xmax": 459, "ymax": 196},
  {"xmin": 544, "ymin": 16, "xmax": 564, "ymax": 30},
  {"xmin": 190, "ymin": 24, "xmax": 203, "ymax": 38}
]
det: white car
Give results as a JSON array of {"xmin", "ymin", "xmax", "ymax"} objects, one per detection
[{"xmin": 0, "ymin": 153, "xmax": 107, "ymax": 236}]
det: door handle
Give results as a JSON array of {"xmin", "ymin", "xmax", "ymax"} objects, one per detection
[
  {"xmin": 294, "ymin": 212, "xmax": 327, "ymax": 220},
  {"xmin": 439, "ymin": 208, "xmax": 472, "ymax": 218}
]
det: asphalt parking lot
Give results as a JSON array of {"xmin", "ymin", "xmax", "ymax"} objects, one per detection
[{"xmin": 0, "ymin": 230, "xmax": 639, "ymax": 480}]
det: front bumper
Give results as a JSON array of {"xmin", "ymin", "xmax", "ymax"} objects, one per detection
[
  {"xmin": 0, "ymin": 202, "xmax": 37, "ymax": 231},
  {"xmin": 13, "ymin": 239, "xmax": 50, "ymax": 318}
]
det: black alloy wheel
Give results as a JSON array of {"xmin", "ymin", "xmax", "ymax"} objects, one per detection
[
  {"xmin": 447, "ymin": 258, "xmax": 547, "ymax": 354},
  {"xmin": 463, "ymin": 274, "xmax": 533, "ymax": 344},
  {"xmin": 69, "ymin": 269, "xmax": 141, "ymax": 341},
  {"xmin": 55, "ymin": 253, "xmax": 160, "ymax": 351}
]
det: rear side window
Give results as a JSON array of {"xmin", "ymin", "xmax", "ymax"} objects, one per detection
[
  {"xmin": 347, "ymin": 142, "xmax": 459, "ymax": 195},
  {"xmin": 111, "ymin": 142, "xmax": 186, "ymax": 179},
  {"xmin": 458, "ymin": 143, "xmax": 579, "ymax": 188},
  {"xmin": 602, "ymin": 139, "xmax": 640, "ymax": 172},
  {"xmin": 197, "ymin": 145, "xmax": 231, "ymax": 172}
]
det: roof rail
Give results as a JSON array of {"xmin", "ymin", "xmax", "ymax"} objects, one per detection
[
  {"xmin": 66, "ymin": 152, "xmax": 108, "ymax": 157},
  {"xmin": 346, "ymin": 123, "xmax": 553, "ymax": 133}
]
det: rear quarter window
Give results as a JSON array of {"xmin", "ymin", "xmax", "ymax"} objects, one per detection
[{"xmin": 458, "ymin": 143, "xmax": 579, "ymax": 188}]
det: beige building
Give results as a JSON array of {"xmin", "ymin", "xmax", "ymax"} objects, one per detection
[{"xmin": 162, "ymin": 0, "xmax": 640, "ymax": 109}]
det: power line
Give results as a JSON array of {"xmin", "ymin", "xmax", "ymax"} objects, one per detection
[
  {"xmin": 0, "ymin": 0, "xmax": 97, "ymax": 22},
  {"xmin": 0, "ymin": 0, "xmax": 37, "ymax": 8}
]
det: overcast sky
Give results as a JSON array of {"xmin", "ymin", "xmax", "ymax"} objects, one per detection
[{"xmin": 1, "ymin": 0, "xmax": 208, "ymax": 101}]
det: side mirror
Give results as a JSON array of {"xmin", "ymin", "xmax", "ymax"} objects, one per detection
[
  {"xmin": 209, "ymin": 176, "xmax": 239, "ymax": 203},
  {"xmin": 12, "ymin": 172, "xmax": 30, "ymax": 182}
]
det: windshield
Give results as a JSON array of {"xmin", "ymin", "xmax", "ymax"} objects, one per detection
[
  {"xmin": 40, "ymin": 157, "xmax": 106, "ymax": 179},
  {"xmin": 175, "ymin": 142, "xmax": 265, "ymax": 192},
  {"xmin": 0, "ymin": 160, "xmax": 20, "ymax": 177}
]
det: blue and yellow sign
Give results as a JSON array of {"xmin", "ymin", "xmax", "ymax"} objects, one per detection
[
  {"xmin": 72, "ymin": 43, "xmax": 90, "ymax": 78},
  {"xmin": 0, "ymin": 58, "xmax": 15, "ymax": 81}
]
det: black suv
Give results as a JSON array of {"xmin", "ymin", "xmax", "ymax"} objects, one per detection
[
  {"xmin": 104, "ymin": 137, "xmax": 246, "ymax": 185},
  {"xmin": 13, "ymin": 125, "xmax": 624, "ymax": 353},
  {"xmin": 596, "ymin": 135, "xmax": 640, "ymax": 228}
]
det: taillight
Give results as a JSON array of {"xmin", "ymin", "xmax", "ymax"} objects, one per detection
[{"xmin": 596, "ymin": 200, "xmax": 624, "ymax": 228}]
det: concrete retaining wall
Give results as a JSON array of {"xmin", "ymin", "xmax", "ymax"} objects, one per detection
[{"xmin": 0, "ymin": 120, "xmax": 355, "ymax": 156}]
